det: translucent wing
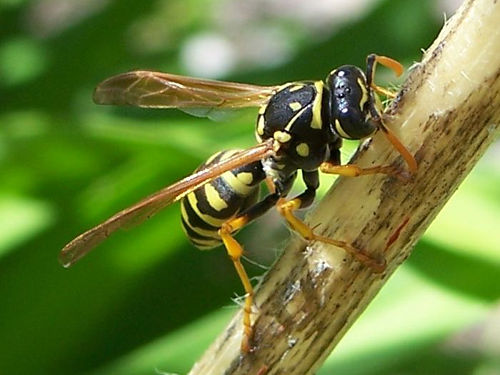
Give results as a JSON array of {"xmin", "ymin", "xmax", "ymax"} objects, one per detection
[
  {"xmin": 59, "ymin": 139, "xmax": 275, "ymax": 268},
  {"xmin": 93, "ymin": 70, "xmax": 279, "ymax": 109}
]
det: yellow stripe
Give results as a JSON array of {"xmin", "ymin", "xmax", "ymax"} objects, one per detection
[
  {"xmin": 357, "ymin": 77, "xmax": 369, "ymax": 110},
  {"xmin": 180, "ymin": 201, "xmax": 220, "ymax": 239},
  {"xmin": 285, "ymin": 106, "xmax": 309, "ymax": 132},
  {"xmin": 310, "ymin": 81, "xmax": 323, "ymax": 129},
  {"xmin": 192, "ymin": 237, "xmax": 220, "ymax": 250},
  {"xmin": 277, "ymin": 82, "xmax": 293, "ymax": 92},
  {"xmin": 288, "ymin": 84, "xmax": 304, "ymax": 92},
  {"xmin": 187, "ymin": 192, "xmax": 226, "ymax": 227},
  {"xmin": 284, "ymin": 82, "xmax": 323, "ymax": 132},
  {"xmin": 258, "ymin": 103, "xmax": 267, "ymax": 115},
  {"xmin": 186, "ymin": 225, "xmax": 220, "ymax": 240},
  {"xmin": 256, "ymin": 115, "xmax": 265, "ymax": 136},
  {"xmin": 204, "ymin": 183, "xmax": 228, "ymax": 211},
  {"xmin": 237, "ymin": 171, "xmax": 253, "ymax": 185},
  {"xmin": 221, "ymin": 170, "xmax": 254, "ymax": 195},
  {"xmin": 180, "ymin": 199, "xmax": 191, "ymax": 224},
  {"xmin": 334, "ymin": 118, "xmax": 352, "ymax": 139}
]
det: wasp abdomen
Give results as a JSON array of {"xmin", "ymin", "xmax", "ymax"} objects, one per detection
[{"xmin": 181, "ymin": 150, "xmax": 265, "ymax": 249}]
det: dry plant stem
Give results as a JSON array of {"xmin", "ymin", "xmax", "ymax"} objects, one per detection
[{"xmin": 189, "ymin": 0, "xmax": 500, "ymax": 374}]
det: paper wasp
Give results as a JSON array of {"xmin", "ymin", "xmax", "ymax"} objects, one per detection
[{"xmin": 60, "ymin": 54, "xmax": 417, "ymax": 352}]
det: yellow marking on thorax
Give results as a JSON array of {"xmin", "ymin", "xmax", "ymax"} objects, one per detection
[
  {"xmin": 296, "ymin": 143, "xmax": 310, "ymax": 157},
  {"xmin": 273, "ymin": 130, "xmax": 292, "ymax": 143},
  {"xmin": 272, "ymin": 139, "xmax": 281, "ymax": 152},
  {"xmin": 285, "ymin": 106, "xmax": 308, "ymax": 132},
  {"xmin": 257, "ymin": 115, "xmax": 265, "ymax": 136},
  {"xmin": 258, "ymin": 103, "xmax": 267, "ymax": 115},
  {"xmin": 310, "ymin": 81, "xmax": 324, "ymax": 129},
  {"xmin": 187, "ymin": 192, "xmax": 227, "ymax": 227},
  {"xmin": 288, "ymin": 101, "xmax": 302, "ymax": 111},
  {"xmin": 288, "ymin": 84, "xmax": 305, "ymax": 92}
]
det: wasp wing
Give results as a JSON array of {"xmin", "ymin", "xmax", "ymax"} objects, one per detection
[
  {"xmin": 59, "ymin": 139, "xmax": 275, "ymax": 268},
  {"xmin": 93, "ymin": 71, "xmax": 278, "ymax": 109}
]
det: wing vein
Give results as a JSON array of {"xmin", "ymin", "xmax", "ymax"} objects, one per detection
[{"xmin": 59, "ymin": 139, "xmax": 275, "ymax": 268}]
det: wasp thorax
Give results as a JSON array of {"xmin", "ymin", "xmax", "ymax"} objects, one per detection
[
  {"xmin": 327, "ymin": 65, "xmax": 377, "ymax": 140},
  {"xmin": 256, "ymin": 81, "xmax": 329, "ymax": 172}
]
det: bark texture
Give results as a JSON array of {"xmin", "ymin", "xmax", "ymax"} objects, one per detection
[{"xmin": 189, "ymin": 0, "xmax": 500, "ymax": 373}]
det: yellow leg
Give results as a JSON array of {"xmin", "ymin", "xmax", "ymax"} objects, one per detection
[
  {"xmin": 319, "ymin": 161, "xmax": 410, "ymax": 181},
  {"xmin": 265, "ymin": 177, "xmax": 276, "ymax": 194},
  {"xmin": 277, "ymin": 198, "xmax": 386, "ymax": 273},
  {"xmin": 366, "ymin": 54, "xmax": 418, "ymax": 175},
  {"xmin": 219, "ymin": 216, "xmax": 254, "ymax": 353},
  {"xmin": 378, "ymin": 124, "xmax": 418, "ymax": 174},
  {"xmin": 371, "ymin": 84, "xmax": 398, "ymax": 98},
  {"xmin": 366, "ymin": 55, "xmax": 403, "ymax": 98}
]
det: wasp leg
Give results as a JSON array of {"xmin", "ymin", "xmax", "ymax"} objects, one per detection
[
  {"xmin": 320, "ymin": 141, "xmax": 409, "ymax": 180},
  {"xmin": 219, "ymin": 193, "xmax": 280, "ymax": 352},
  {"xmin": 319, "ymin": 161, "xmax": 409, "ymax": 181},
  {"xmin": 364, "ymin": 54, "xmax": 418, "ymax": 174},
  {"xmin": 277, "ymin": 171, "xmax": 385, "ymax": 273},
  {"xmin": 265, "ymin": 177, "xmax": 276, "ymax": 194},
  {"xmin": 372, "ymin": 84, "xmax": 398, "ymax": 99},
  {"xmin": 364, "ymin": 102, "xmax": 418, "ymax": 175},
  {"xmin": 366, "ymin": 54, "xmax": 402, "ymax": 98},
  {"xmin": 367, "ymin": 54, "xmax": 403, "ymax": 81}
]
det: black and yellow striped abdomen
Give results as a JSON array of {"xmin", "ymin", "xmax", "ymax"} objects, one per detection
[{"xmin": 181, "ymin": 150, "xmax": 266, "ymax": 249}]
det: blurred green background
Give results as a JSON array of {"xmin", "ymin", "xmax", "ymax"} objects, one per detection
[{"xmin": 1, "ymin": 0, "xmax": 499, "ymax": 374}]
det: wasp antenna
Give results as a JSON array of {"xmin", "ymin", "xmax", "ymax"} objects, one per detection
[{"xmin": 374, "ymin": 55, "xmax": 404, "ymax": 77}]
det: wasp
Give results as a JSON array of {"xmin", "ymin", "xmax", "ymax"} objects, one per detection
[{"xmin": 60, "ymin": 54, "xmax": 417, "ymax": 352}]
